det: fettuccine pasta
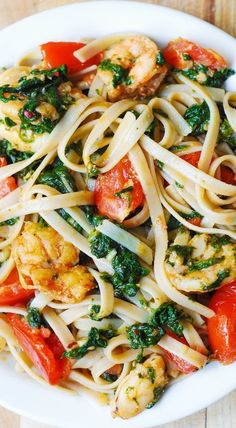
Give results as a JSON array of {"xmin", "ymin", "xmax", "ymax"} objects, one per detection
[{"xmin": 0, "ymin": 34, "xmax": 235, "ymax": 420}]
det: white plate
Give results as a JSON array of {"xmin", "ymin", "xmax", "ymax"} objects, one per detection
[{"xmin": 0, "ymin": 2, "xmax": 236, "ymax": 427}]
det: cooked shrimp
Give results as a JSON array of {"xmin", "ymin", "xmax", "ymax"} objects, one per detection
[
  {"xmin": 12, "ymin": 222, "xmax": 95, "ymax": 303},
  {"xmin": 111, "ymin": 354, "xmax": 167, "ymax": 419},
  {"xmin": 97, "ymin": 36, "xmax": 168, "ymax": 101},
  {"xmin": 166, "ymin": 230, "xmax": 236, "ymax": 293},
  {"xmin": 0, "ymin": 67, "xmax": 82, "ymax": 151}
]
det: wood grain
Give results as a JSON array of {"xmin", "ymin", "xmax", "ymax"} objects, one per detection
[{"xmin": 0, "ymin": 0, "xmax": 235, "ymax": 427}]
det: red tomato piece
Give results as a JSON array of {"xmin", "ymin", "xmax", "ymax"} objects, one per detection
[
  {"xmin": 0, "ymin": 157, "xmax": 17, "ymax": 199},
  {"xmin": 163, "ymin": 38, "xmax": 227, "ymax": 71},
  {"xmin": 207, "ymin": 279, "xmax": 236, "ymax": 364},
  {"xmin": 160, "ymin": 332, "xmax": 196, "ymax": 374},
  {"xmin": 0, "ymin": 268, "xmax": 34, "ymax": 306},
  {"xmin": 0, "ymin": 157, "xmax": 7, "ymax": 167},
  {"xmin": 41, "ymin": 42, "xmax": 103, "ymax": 76},
  {"xmin": 105, "ymin": 364, "xmax": 122, "ymax": 376},
  {"xmin": 220, "ymin": 165, "xmax": 236, "ymax": 185},
  {"xmin": 188, "ymin": 217, "xmax": 202, "ymax": 227},
  {"xmin": 7, "ymin": 314, "xmax": 71, "ymax": 384},
  {"xmin": 0, "ymin": 176, "xmax": 17, "ymax": 199},
  {"xmin": 181, "ymin": 151, "xmax": 201, "ymax": 168},
  {"xmin": 209, "ymin": 279, "xmax": 236, "ymax": 307},
  {"xmin": 94, "ymin": 156, "xmax": 144, "ymax": 222}
]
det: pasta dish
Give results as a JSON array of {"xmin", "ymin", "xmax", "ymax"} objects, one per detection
[{"xmin": 0, "ymin": 34, "xmax": 235, "ymax": 419}]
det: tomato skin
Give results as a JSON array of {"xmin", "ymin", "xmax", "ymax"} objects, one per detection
[
  {"xmin": 220, "ymin": 166, "xmax": 236, "ymax": 185},
  {"xmin": 41, "ymin": 42, "xmax": 103, "ymax": 76},
  {"xmin": 207, "ymin": 279, "xmax": 236, "ymax": 364},
  {"xmin": 7, "ymin": 314, "xmax": 71, "ymax": 384},
  {"xmin": 0, "ymin": 176, "xmax": 17, "ymax": 199},
  {"xmin": 0, "ymin": 157, "xmax": 7, "ymax": 167},
  {"xmin": 0, "ymin": 268, "xmax": 34, "ymax": 306},
  {"xmin": 188, "ymin": 217, "xmax": 202, "ymax": 226},
  {"xmin": 94, "ymin": 156, "xmax": 144, "ymax": 222},
  {"xmin": 160, "ymin": 332, "xmax": 196, "ymax": 374},
  {"xmin": 163, "ymin": 38, "xmax": 227, "ymax": 71},
  {"xmin": 181, "ymin": 151, "xmax": 201, "ymax": 168},
  {"xmin": 0, "ymin": 157, "xmax": 17, "ymax": 199}
]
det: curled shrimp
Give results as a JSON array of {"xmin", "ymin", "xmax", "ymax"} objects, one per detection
[
  {"xmin": 111, "ymin": 354, "xmax": 168, "ymax": 419},
  {"xmin": 98, "ymin": 35, "xmax": 168, "ymax": 101}
]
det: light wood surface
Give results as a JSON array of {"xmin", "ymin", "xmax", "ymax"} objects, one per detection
[{"xmin": 0, "ymin": 0, "xmax": 235, "ymax": 427}]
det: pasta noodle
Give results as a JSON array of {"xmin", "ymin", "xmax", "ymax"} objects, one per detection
[{"xmin": 0, "ymin": 32, "xmax": 235, "ymax": 420}]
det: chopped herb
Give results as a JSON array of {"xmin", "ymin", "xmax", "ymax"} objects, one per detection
[
  {"xmin": 38, "ymin": 216, "xmax": 48, "ymax": 227},
  {"xmin": 38, "ymin": 158, "xmax": 77, "ymax": 194},
  {"xmin": 156, "ymin": 160, "xmax": 164, "ymax": 170},
  {"xmin": 184, "ymin": 101, "xmax": 210, "ymax": 136},
  {"xmin": 146, "ymin": 387, "xmax": 164, "ymax": 409},
  {"xmin": 82, "ymin": 205, "xmax": 105, "ymax": 227},
  {"xmin": 114, "ymin": 186, "xmax": 134, "ymax": 198},
  {"xmin": 98, "ymin": 59, "xmax": 131, "ymax": 88},
  {"xmin": 64, "ymin": 327, "xmax": 116, "ymax": 360},
  {"xmin": 5, "ymin": 117, "xmax": 16, "ymax": 128},
  {"xmin": 89, "ymin": 230, "xmax": 116, "ymax": 258},
  {"xmin": 170, "ymin": 144, "xmax": 188, "ymax": 152},
  {"xmin": 127, "ymin": 323, "xmax": 164, "ymax": 349},
  {"xmin": 147, "ymin": 367, "xmax": 156, "ymax": 384},
  {"xmin": 188, "ymin": 256, "xmax": 225, "ymax": 272},
  {"xmin": 205, "ymin": 68, "xmax": 235, "ymax": 88},
  {"xmin": 110, "ymin": 247, "xmax": 149, "ymax": 298},
  {"xmin": 0, "ymin": 140, "xmax": 32, "ymax": 164},
  {"xmin": 202, "ymin": 269, "xmax": 230, "ymax": 291},
  {"xmin": 0, "ymin": 217, "xmax": 19, "ymax": 227},
  {"xmin": 149, "ymin": 303, "xmax": 184, "ymax": 337},
  {"xmin": 175, "ymin": 181, "xmax": 184, "ymax": 189},
  {"xmin": 181, "ymin": 210, "xmax": 203, "ymax": 220},
  {"xmin": 174, "ymin": 64, "xmax": 235, "ymax": 88},
  {"xmin": 210, "ymin": 234, "xmax": 232, "ymax": 250},
  {"xmin": 87, "ymin": 164, "xmax": 100, "ymax": 178},
  {"xmin": 168, "ymin": 245, "xmax": 193, "ymax": 264},
  {"xmin": 89, "ymin": 305, "xmax": 101, "ymax": 321},
  {"xmin": 27, "ymin": 307, "xmax": 43, "ymax": 328},
  {"xmin": 136, "ymin": 349, "xmax": 144, "ymax": 363},
  {"xmin": 145, "ymin": 119, "xmax": 157, "ymax": 136},
  {"xmin": 57, "ymin": 209, "xmax": 82, "ymax": 233},
  {"xmin": 218, "ymin": 118, "xmax": 236, "ymax": 148},
  {"xmin": 167, "ymin": 215, "xmax": 181, "ymax": 231},
  {"xmin": 183, "ymin": 53, "xmax": 192, "ymax": 60},
  {"xmin": 101, "ymin": 372, "xmax": 118, "ymax": 383},
  {"xmin": 156, "ymin": 52, "xmax": 165, "ymax": 65}
]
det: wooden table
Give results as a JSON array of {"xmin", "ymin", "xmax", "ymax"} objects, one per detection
[{"xmin": 0, "ymin": 0, "xmax": 235, "ymax": 427}]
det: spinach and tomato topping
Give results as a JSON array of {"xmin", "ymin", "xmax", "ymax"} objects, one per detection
[
  {"xmin": 0, "ymin": 65, "xmax": 74, "ymax": 138},
  {"xmin": 174, "ymin": 64, "xmax": 234, "ymax": 88},
  {"xmin": 184, "ymin": 101, "xmax": 210, "ymax": 136},
  {"xmin": 64, "ymin": 327, "xmax": 116, "ymax": 360},
  {"xmin": 82, "ymin": 205, "xmax": 105, "ymax": 228},
  {"xmin": 88, "ymin": 230, "xmax": 117, "ymax": 259},
  {"xmin": 185, "ymin": 101, "xmax": 236, "ymax": 147},
  {"xmin": 37, "ymin": 157, "xmax": 82, "ymax": 232},
  {"xmin": 101, "ymin": 247, "xmax": 149, "ymax": 299},
  {"xmin": 38, "ymin": 157, "xmax": 76, "ymax": 193},
  {"xmin": 127, "ymin": 303, "xmax": 185, "ymax": 350},
  {"xmin": 27, "ymin": 307, "xmax": 44, "ymax": 328}
]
